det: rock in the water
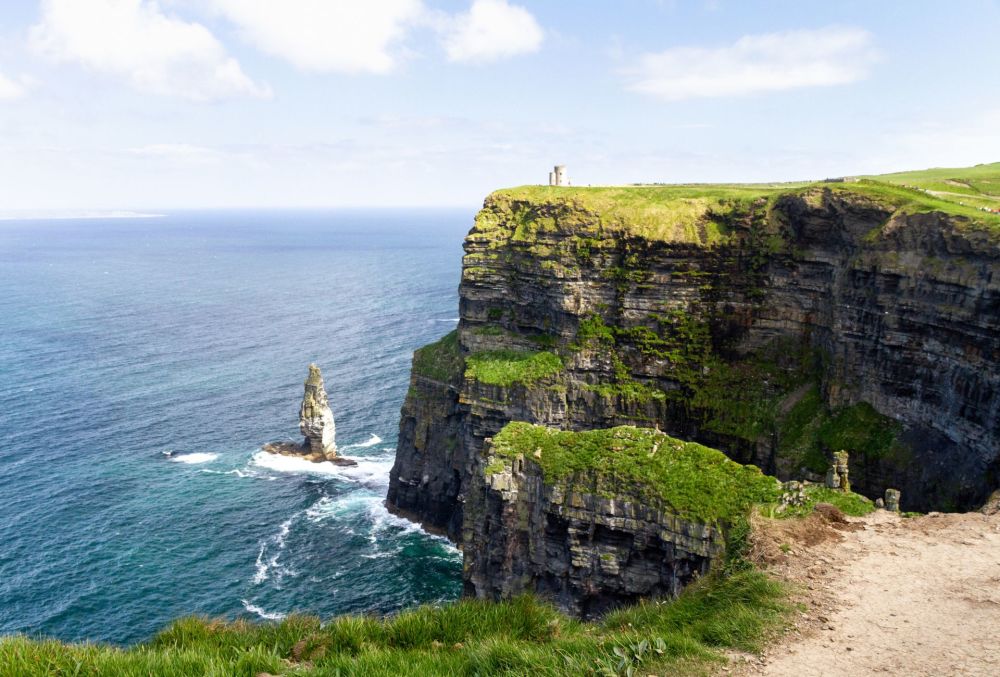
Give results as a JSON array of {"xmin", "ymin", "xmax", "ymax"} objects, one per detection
[
  {"xmin": 262, "ymin": 364, "xmax": 357, "ymax": 466},
  {"xmin": 300, "ymin": 364, "xmax": 338, "ymax": 460}
]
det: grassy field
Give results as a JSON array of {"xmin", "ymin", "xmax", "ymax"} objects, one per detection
[
  {"xmin": 489, "ymin": 163, "xmax": 1000, "ymax": 242},
  {"xmin": 864, "ymin": 162, "xmax": 1000, "ymax": 211},
  {"xmin": 0, "ymin": 569, "xmax": 789, "ymax": 676}
]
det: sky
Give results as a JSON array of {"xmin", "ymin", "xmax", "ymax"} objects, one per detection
[{"xmin": 1, "ymin": 0, "xmax": 999, "ymax": 211}]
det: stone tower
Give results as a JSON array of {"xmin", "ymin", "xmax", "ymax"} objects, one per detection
[
  {"xmin": 299, "ymin": 363, "xmax": 337, "ymax": 460},
  {"xmin": 549, "ymin": 165, "xmax": 568, "ymax": 186}
]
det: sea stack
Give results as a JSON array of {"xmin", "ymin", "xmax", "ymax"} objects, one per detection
[
  {"xmin": 263, "ymin": 364, "xmax": 356, "ymax": 466},
  {"xmin": 300, "ymin": 363, "xmax": 337, "ymax": 460}
]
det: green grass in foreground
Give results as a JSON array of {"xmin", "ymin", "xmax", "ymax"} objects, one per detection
[
  {"xmin": 0, "ymin": 570, "xmax": 789, "ymax": 677},
  {"xmin": 489, "ymin": 423, "xmax": 782, "ymax": 524},
  {"xmin": 465, "ymin": 349, "xmax": 563, "ymax": 387}
]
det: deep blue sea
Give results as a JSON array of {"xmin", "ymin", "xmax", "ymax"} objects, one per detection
[{"xmin": 0, "ymin": 209, "xmax": 473, "ymax": 644}]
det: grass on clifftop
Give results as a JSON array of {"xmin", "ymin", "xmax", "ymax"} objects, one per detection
[
  {"xmin": 411, "ymin": 330, "xmax": 463, "ymax": 383},
  {"xmin": 487, "ymin": 162, "xmax": 1000, "ymax": 243},
  {"xmin": 489, "ymin": 423, "xmax": 782, "ymax": 524},
  {"xmin": 864, "ymin": 162, "xmax": 1000, "ymax": 213},
  {"xmin": 465, "ymin": 349, "xmax": 563, "ymax": 387},
  {"xmin": 488, "ymin": 184, "xmax": 800, "ymax": 244},
  {"xmin": 0, "ymin": 569, "xmax": 789, "ymax": 676}
]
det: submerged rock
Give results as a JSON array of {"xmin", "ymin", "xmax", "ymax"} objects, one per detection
[{"xmin": 263, "ymin": 364, "xmax": 357, "ymax": 466}]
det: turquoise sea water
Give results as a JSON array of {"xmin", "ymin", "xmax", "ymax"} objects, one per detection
[{"xmin": 0, "ymin": 209, "xmax": 472, "ymax": 644}]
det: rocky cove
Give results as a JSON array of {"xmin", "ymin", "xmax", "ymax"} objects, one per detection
[{"xmin": 387, "ymin": 181, "xmax": 1000, "ymax": 615}]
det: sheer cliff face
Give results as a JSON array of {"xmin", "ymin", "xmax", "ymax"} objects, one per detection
[{"xmin": 387, "ymin": 187, "xmax": 1000, "ymax": 542}]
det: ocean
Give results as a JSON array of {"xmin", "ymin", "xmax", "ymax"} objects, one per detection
[{"xmin": 0, "ymin": 209, "xmax": 473, "ymax": 644}]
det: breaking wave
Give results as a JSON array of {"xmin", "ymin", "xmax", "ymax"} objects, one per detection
[
  {"xmin": 241, "ymin": 600, "xmax": 286, "ymax": 621},
  {"xmin": 167, "ymin": 452, "xmax": 218, "ymax": 464}
]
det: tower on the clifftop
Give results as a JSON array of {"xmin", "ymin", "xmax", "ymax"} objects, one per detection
[{"xmin": 548, "ymin": 165, "xmax": 568, "ymax": 186}]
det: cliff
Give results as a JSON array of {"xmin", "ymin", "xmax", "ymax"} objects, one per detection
[
  {"xmin": 462, "ymin": 422, "xmax": 780, "ymax": 617},
  {"xmin": 387, "ymin": 177, "xmax": 1000, "ymax": 606}
]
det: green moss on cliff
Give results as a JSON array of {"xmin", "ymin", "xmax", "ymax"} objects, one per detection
[
  {"xmin": 465, "ymin": 349, "xmax": 563, "ymax": 387},
  {"xmin": 489, "ymin": 423, "xmax": 782, "ymax": 524},
  {"xmin": 817, "ymin": 402, "xmax": 902, "ymax": 461},
  {"xmin": 411, "ymin": 331, "xmax": 463, "ymax": 383}
]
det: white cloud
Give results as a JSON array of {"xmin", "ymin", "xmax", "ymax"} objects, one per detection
[
  {"xmin": 443, "ymin": 0, "xmax": 543, "ymax": 63},
  {"xmin": 208, "ymin": 0, "xmax": 424, "ymax": 74},
  {"xmin": 128, "ymin": 143, "xmax": 224, "ymax": 163},
  {"xmin": 30, "ymin": 0, "xmax": 270, "ymax": 101},
  {"xmin": 0, "ymin": 71, "xmax": 27, "ymax": 100},
  {"xmin": 627, "ymin": 26, "xmax": 877, "ymax": 101}
]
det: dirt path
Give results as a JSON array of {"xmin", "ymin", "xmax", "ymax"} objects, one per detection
[{"xmin": 733, "ymin": 507, "xmax": 1000, "ymax": 677}]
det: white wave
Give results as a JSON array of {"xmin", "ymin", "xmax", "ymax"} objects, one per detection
[
  {"xmin": 252, "ymin": 512, "xmax": 300, "ymax": 585},
  {"xmin": 241, "ymin": 600, "xmax": 286, "ymax": 621},
  {"xmin": 169, "ymin": 452, "xmax": 218, "ymax": 464},
  {"xmin": 252, "ymin": 545, "xmax": 269, "ymax": 584},
  {"xmin": 275, "ymin": 517, "xmax": 293, "ymax": 548},
  {"xmin": 304, "ymin": 493, "xmax": 376, "ymax": 523},
  {"xmin": 366, "ymin": 500, "xmax": 428, "ymax": 540},
  {"xmin": 342, "ymin": 433, "xmax": 382, "ymax": 449},
  {"xmin": 431, "ymin": 318, "xmax": 460, "ymax": 322},
  {"xmin": 250, "ymin": 451, "xmax": 344, "ymax": 476},
  {"xmin": 250, "ymin": 450, "xmax": 395, "ymax": 488},
  {"xmin": 200, "ymin": 468, "xmax": 255, "ymax": 478}
]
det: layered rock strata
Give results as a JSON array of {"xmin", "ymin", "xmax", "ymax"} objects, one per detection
[
  {"xmin": 460, "ymin": 423, "xmax": 778, "ymax": 616},
  {"xmin": 389, "ymin": 185, "xmax": 1000, "ymax": 550}
]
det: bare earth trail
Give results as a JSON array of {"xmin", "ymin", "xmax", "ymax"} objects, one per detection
[{"xmin": 733, "ymin": 508, "xmax": 1000, "ymax": 677}]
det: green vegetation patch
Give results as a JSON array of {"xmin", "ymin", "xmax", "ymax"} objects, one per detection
[
  {"xmin": 411, "ymin": 330, "xmax": 464, "ymax": 383},
  {"xmin": 776, "ymin": 389, "xmax": 906, "ymax": 473},
  {"xmin": 0, "ymin": 570, "xmax": 789, "ymax": 677},
  {"xmin": 817, "ymin": 402, "xmax": 902, "ymax": 461},
  {"xmin": 465, "ymin": 349, "xmax": 563, "ymax": 387},
  {"xmin": 773, "ymin": 486, "xmax": 876, "ymax": 519},
  {"xmin": 490, "ymin": 423, "xmax": 782, "ymax": 524},
  {"xmin": 864, "ymin": 162, "xmax": 1000, "ymax": 215}
]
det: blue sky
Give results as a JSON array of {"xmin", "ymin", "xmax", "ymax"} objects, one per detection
[{"xmin": 1, "ymin": 0, "xmax": 999, "ymax": 210}]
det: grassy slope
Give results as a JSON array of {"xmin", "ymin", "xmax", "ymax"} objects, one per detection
[
  {"xmin": 863, "ymin": 162, "xmax": 1000, "ymax": 211},
  {"xmin": 0, "ymin": 570, "xmax": 789, "ymax": 677}
]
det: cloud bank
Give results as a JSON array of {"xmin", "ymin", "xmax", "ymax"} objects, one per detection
[
  {"xmin": 30, "ymin": 0, "xmax": 271, "ymax": 101},
  {"xmin": 208, "ymin": 0, "xmax": 425, "ymax": 74},
  {"xmin": 443, "ymin": 0, "xmax": 544, "ymax": 63},
  {"xmin": 0, "ymin": 71, "xmax": 27, "ymax": 100},
  {"xmin": 627, "ymin": 26, "xmax": 877, "ymax": 101}
]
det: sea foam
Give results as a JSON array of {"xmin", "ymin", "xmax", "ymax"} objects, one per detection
[
  {"xmin": 241, "ymin": 600, "xmax": 286, "ymax": 621},
  {"xmin": 168, "ymin": 452, "xmax": 219, "ymax": 464}
]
